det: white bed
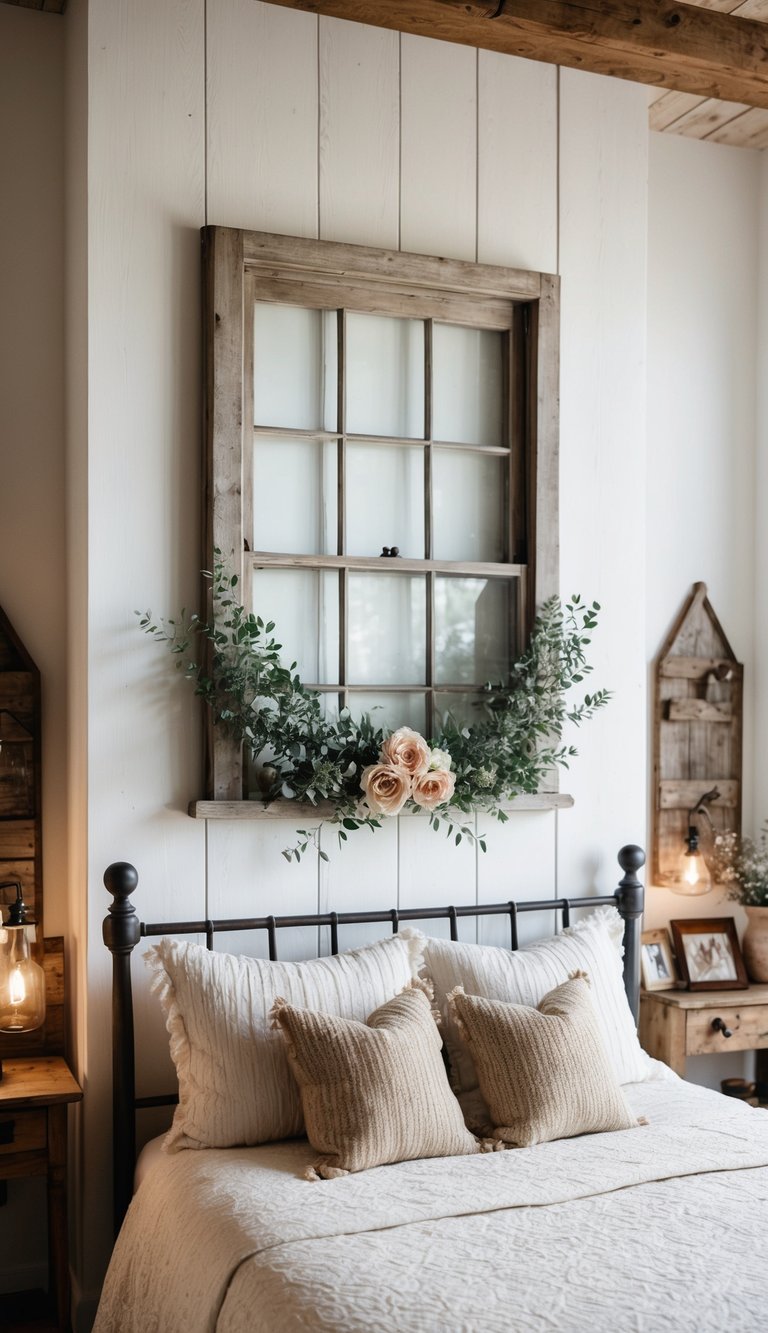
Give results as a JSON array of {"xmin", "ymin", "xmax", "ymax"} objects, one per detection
[
  {"xmin": 98, "ymin": 853, "xmax": 768, "ymax": 1332},
  {"xmin": 95, "ymin": 1074, "xmax": 768, "ymax": 1333}
]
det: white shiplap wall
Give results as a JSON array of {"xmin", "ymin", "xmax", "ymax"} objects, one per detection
[{"xmin": 78, "ymin": 3, "xmax": 649, "ymax": 1321}]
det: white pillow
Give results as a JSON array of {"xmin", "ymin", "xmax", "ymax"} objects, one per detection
[
  {"xmin": 421, "ymin": 908, "xmax": 650, "ymax": 1106},
  {"xmin": 147, "ymin": 932, "xmax": 423, "ymax": 1151}
]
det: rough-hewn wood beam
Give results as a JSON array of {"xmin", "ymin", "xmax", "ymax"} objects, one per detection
[
  {"xmin": 1, "ymin": 1, "xmax": 67, "ymax": 13},
  {"xmin": 263, "ymin": 1, "xmax": 768, "ymax": 110}
]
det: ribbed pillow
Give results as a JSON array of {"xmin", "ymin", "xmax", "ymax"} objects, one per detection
[
  {"xmin": 447, "ymin": 974, "xmax": 641, "ymax": 1147},
  {"xmin": 147, "ymin": 933, "xmax": 423, "ymax": 1151},
  {"xmin": 271, "ymin": 984, "xmax": 480, "ymax": 1178},
  {"xmin": 422, "ymin": 908, "xmax": 649, "ymax": 1121}
]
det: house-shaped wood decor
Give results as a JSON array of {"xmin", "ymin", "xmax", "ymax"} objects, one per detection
[{"xmin": 652, "ymin": 582, "xmax": 742, "ymax": 888}]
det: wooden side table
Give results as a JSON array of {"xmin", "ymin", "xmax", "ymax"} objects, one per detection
[
  {"xmin": 0, "ymin": 1055, "xmax": 83, "ymax": 1331},
  {"xmin": 639, "ymin": 983, "xmax": 768, "ymax": 1077}
]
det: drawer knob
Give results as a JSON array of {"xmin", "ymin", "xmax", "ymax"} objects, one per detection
[{"xmin": 711, "ymin": 1016, "xmax": 733, "ymax": 1039}]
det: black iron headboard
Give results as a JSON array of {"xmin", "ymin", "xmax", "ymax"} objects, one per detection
[{"xmin": 102, "ymin": 842, "xmax": 645, "ymax": 1234}]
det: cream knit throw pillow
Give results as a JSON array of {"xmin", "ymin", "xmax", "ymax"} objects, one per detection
[
  {"xmin": 447, "ymin": 973, "xmax": 642, "ymax": 1149},
  {"xmin": 271, "ymin": 984, "xmax": 480, "ymax": 1179}
]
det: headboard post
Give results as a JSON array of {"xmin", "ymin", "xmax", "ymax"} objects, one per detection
[
  {"xmin": 103, "ymin": 861, "xmax": 140, "ymax": 1236},
  {"xmin": 615, "ymin": 844, "xmax": 645, "ymax": 1023}
]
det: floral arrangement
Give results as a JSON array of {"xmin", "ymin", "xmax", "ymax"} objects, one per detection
[
  {"xmin": 711, "ymin": 825, "xmax": 768, "ymax": 908},
  {"xmin": 138, "ymin": 556, "xmax": 610, "ymax": 861}
]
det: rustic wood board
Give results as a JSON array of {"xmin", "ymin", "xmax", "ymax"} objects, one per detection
[
  {"xmin": 0, "ymin": 606, "xmax": 42, "ymax": 931},
  {"xmin": 652, "ymin": 583, "xmax": 742, "ymax": 888}
]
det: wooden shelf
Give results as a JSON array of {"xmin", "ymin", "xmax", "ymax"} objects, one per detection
[{"xmin": 188, "ymin": 793, "xmax": 573, "ymax": 820}]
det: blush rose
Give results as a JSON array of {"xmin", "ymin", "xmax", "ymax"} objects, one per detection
[
  {"xmin": 411, "ymin": 768, "xmax": 456, "ymax": 812},
  {"xmin": 380, "ymin": 726, "xmax": 431, "ymax": 777},
  {"xmin": 360, "ymin": 763, "xmax": 412, "ymax": 816}
]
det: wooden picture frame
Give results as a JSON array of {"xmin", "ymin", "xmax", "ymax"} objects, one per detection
[
  {"xmin": 640, "ymin": 928, "xmax": 679, "ymax": 991},
  {"xmin": 670, "ymin": 917, "xmax": 749, "ymax": 991}
]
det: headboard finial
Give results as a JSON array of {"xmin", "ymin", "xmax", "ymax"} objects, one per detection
[
  {"xmin": 616, "ymin": 845, "xmax": 645, "ymax": 1024},
  {"xmin": 103, "ymin": 862, "xmax": 141, "ymax": 956}
]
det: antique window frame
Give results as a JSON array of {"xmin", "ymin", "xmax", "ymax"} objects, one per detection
[{"xmin": 201, "ymin": 226, "xmax": 559, "ymax": 805}]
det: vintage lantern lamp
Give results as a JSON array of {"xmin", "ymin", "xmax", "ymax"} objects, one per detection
[
  {"xmin": 0, "ymin": 877, "xmax": 45, "ymax": 1076},
  {"xmin": 676, "ymin": 787, "xmax": 719, "ymax": 897}
]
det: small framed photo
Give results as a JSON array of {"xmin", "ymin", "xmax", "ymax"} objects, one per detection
[
  {"xmin": 640, "ymin": 929, "xmax": 678, "ymax": 991},
  {"xmin": 670, "ymin": 917, "xmax": 749, "ymax": 991}
]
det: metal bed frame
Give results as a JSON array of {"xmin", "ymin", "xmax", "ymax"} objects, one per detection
[{"xmin": 102, "ymin": 843, "xmax": 645, "ymax": 1234}]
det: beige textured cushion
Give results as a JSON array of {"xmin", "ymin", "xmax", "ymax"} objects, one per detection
[
  {"xmin": 421, "ymin": 909, "xmax": 650, "ymax": 1118},
  {"xmin": 447, "ymin": 974, "xmax": 641, "ymax": 1148},
  {"xmin": 147, "ymin": 933, "xmax": 422, "ymax": 1151},
  {"xmin": 271, "ymin": 984, "xmax": 480, "ymax": 1178}
]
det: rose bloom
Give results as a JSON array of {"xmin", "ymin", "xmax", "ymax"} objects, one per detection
[
  {"xmin": 428, "ymin": 747, "xmax": 452, "ymax": 772},
  {"xmin": 380, "ymin": 727, "xmax": 430, "ymax": 778},
  {"xmin": 360, "ymin": 763, "xmax": 412, "ymax": 816},
  {"xmin": 411, "ymin": 768, "xmax": 456, "ymax": 812}
]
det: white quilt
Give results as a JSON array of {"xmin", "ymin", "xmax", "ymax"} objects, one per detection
[{"xmin": 94, "ymin": 1077, "xmax": 768, "ymax": 1333}]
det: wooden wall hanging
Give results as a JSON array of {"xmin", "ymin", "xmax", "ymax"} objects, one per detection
[{"xmin": 652, "ymin": 582, "xmax": 742, "ymax": 889}]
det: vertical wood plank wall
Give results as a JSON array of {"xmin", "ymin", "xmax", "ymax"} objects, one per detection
[{"xmin": 81, "ymin": 0, "xmax": 649, "ymax": 1314}]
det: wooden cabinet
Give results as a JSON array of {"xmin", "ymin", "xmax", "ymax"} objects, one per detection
[
  {"xmin": 0, "ymin": 1057, "xmax": 82, "ymax": 1331},
  {"xmin": 640, "ymin": 984, "xmax": 768, "ymax": 1077}
]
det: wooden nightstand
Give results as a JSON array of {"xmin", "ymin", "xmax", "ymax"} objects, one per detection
[
  {"xmin": 0, "ymin": 1056, "xmax": 82, "ymax": 1331},
  {"xmin": 639, "ymin": 984, "xmax": 768, "ymax": 1077}
]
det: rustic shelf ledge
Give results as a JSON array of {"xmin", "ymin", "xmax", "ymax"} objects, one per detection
[{"xmin": 188, "ymin": 794, "xmax": 573, "ymax": 820}]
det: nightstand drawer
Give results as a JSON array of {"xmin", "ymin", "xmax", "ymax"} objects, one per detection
[
  {"xmin": 0, "ymin": 1108, "xmax": 47, "ymax": 1154},
  {"xmin": 686, "ymin": 1004, "xmax": 768, "ymax": 1056}
]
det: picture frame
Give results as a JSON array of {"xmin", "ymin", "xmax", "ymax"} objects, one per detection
[
  {"xmin": 640, "ymin": 928, "xmax": 679, "ymax": 991},
  {"xmin": 669, "ymin": 917, "xmax": 749, "ymax": 991}
]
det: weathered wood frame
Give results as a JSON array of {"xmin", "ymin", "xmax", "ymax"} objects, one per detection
[
  {"xmin": 203, "ymin": 226, "xmax": 560, "ymax": 803},
  {"xmin": 652, "ymin": 582, "xmax": 743, "ymax": 889}
]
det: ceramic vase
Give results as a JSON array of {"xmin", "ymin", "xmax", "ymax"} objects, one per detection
[{"xmin": 741, "ymin": 906, "xmax": 768, "ymax": 983}]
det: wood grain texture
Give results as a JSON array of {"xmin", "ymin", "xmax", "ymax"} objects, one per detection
[
  {"xmin": 261, "ymin": 0, "xmax": 768, "ymax": 109},
  {"xmin": 639, "ymin": 992, "xmax": 688, "ymax": 1075},
  {"xmin": 686, "ymin": 1001, "xmax": 768, "ymax": 1053},
  {"xmin": 652, "ymin": 584, "xmax": 742, "ymax": 886},
  {"xmin": 189, "ymin": 793, "xmax": 575, "ymax": 818},
  {"xmin": 0, "ymin": 1057, "xmax": 81, "ymax": 1109}
]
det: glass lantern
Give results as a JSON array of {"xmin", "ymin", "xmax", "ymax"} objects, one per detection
[{"xmin": 0, "ymin": 879, "xmax": 45, "ymax": 1040}]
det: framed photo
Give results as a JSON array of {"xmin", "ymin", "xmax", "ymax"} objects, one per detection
[
  {"xmin": 640, "ymin": 929, "xmax": 679, "ymax": 991},
  {"xmin": 670, "ymin": 917, "xmax": 749, "ymax": 991}
]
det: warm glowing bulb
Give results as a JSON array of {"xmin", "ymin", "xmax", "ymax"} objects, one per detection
[
  {"xmin": 683, "ymin": 854, "xmax": 703, "ymax": 887},
  {"xmin": 9, "ymin": 966, "xmax": 26, "ymax": 1007}
]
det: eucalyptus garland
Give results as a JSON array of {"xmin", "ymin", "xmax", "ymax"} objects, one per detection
[{"xmin": 138, "ymin": 557, "xmax": 610, "ymax": 861}]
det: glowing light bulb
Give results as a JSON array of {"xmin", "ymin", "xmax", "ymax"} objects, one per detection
[{"xmin": 9, "ymin": 966, "xmax": 25, "ymax": 1007}]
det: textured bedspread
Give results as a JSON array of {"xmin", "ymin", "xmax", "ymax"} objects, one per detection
[{"xmin": 94, "ymin": 1077, "xmax": 768, "ymax": 1333}]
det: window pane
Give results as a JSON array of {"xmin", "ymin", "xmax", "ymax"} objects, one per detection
[
  {"xmin": 345, "ymin": 444, "xmax": 424, "ymax": 558},
  {"xmin": 347, "ymin": 573, "xmax": 426, "ymax": 685},
  {"xmin": 432, "ymin": 449, "xmax": 506, "ymax": 562},
  {"xmin": 346, "ymin": 313, "xmax": 424, "ymax": 438},
  {"xmin": 433, "ymin": 691, "xmax": 485, "ymax": 731},
  {"xmin": 432, "ymin": 324, "xmax": 504, "ymax": 446},
  {"xmin": 251, "ymin": 568, "xmax": 339, "ymax": 684},
  {"xmin": 253, "ymin": 438, "xmax": 337, "ymax": 555},
  {"xmin": 254, "ymin": 303, "xmax": 337, "ymax": 430},
  {"xmin": 347, "ymin": 691, "xmax": 427, "ymax": 737},
  {"xmin": 434, "ymin": 577, "xmax": 516, "ymax": 685}
]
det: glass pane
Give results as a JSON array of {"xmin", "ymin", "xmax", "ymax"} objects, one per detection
[
  {"xmin": 254, "ymin": 303, "xmax": 337, "ymax": 430},
  {"xmin": 347, "ymin": 692, "xmax": 427, "ymax": 737},
  {"xmin": 432, "ymin": 449, "xmax": 506, "ymax": 562},
  {"xmin": 434, "ymin": 577, "xmax": 516, "ymax": 686},
  {"xmin": 251, "ymin": 569, "xmax": 339, "ymax": 684},
  {"xmin": 432, "ymin": 324, "xmax": 504, "ymax": 446},
  {"xmin": 433, "ymin": 692, "xmax": 485, "ymax": 731},
  {"xmin": 253, "ymin": 438, "xmax": 337, "ymax": 555},
  {"xmin": 346, "ymin": 313, "xmax": 424, "ymax": 438},
  {"xmin": 345, "ymin": 444, "xmax": 424, "ymax": 558},
  {"xmin": 347, "ymin": 573, "xmax": 426, "ymax": 685}
]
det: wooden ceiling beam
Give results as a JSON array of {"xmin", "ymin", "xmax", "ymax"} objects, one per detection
[{"xmin": 262, "ymin": 1, "xmax": 768, "ymax": 110}]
